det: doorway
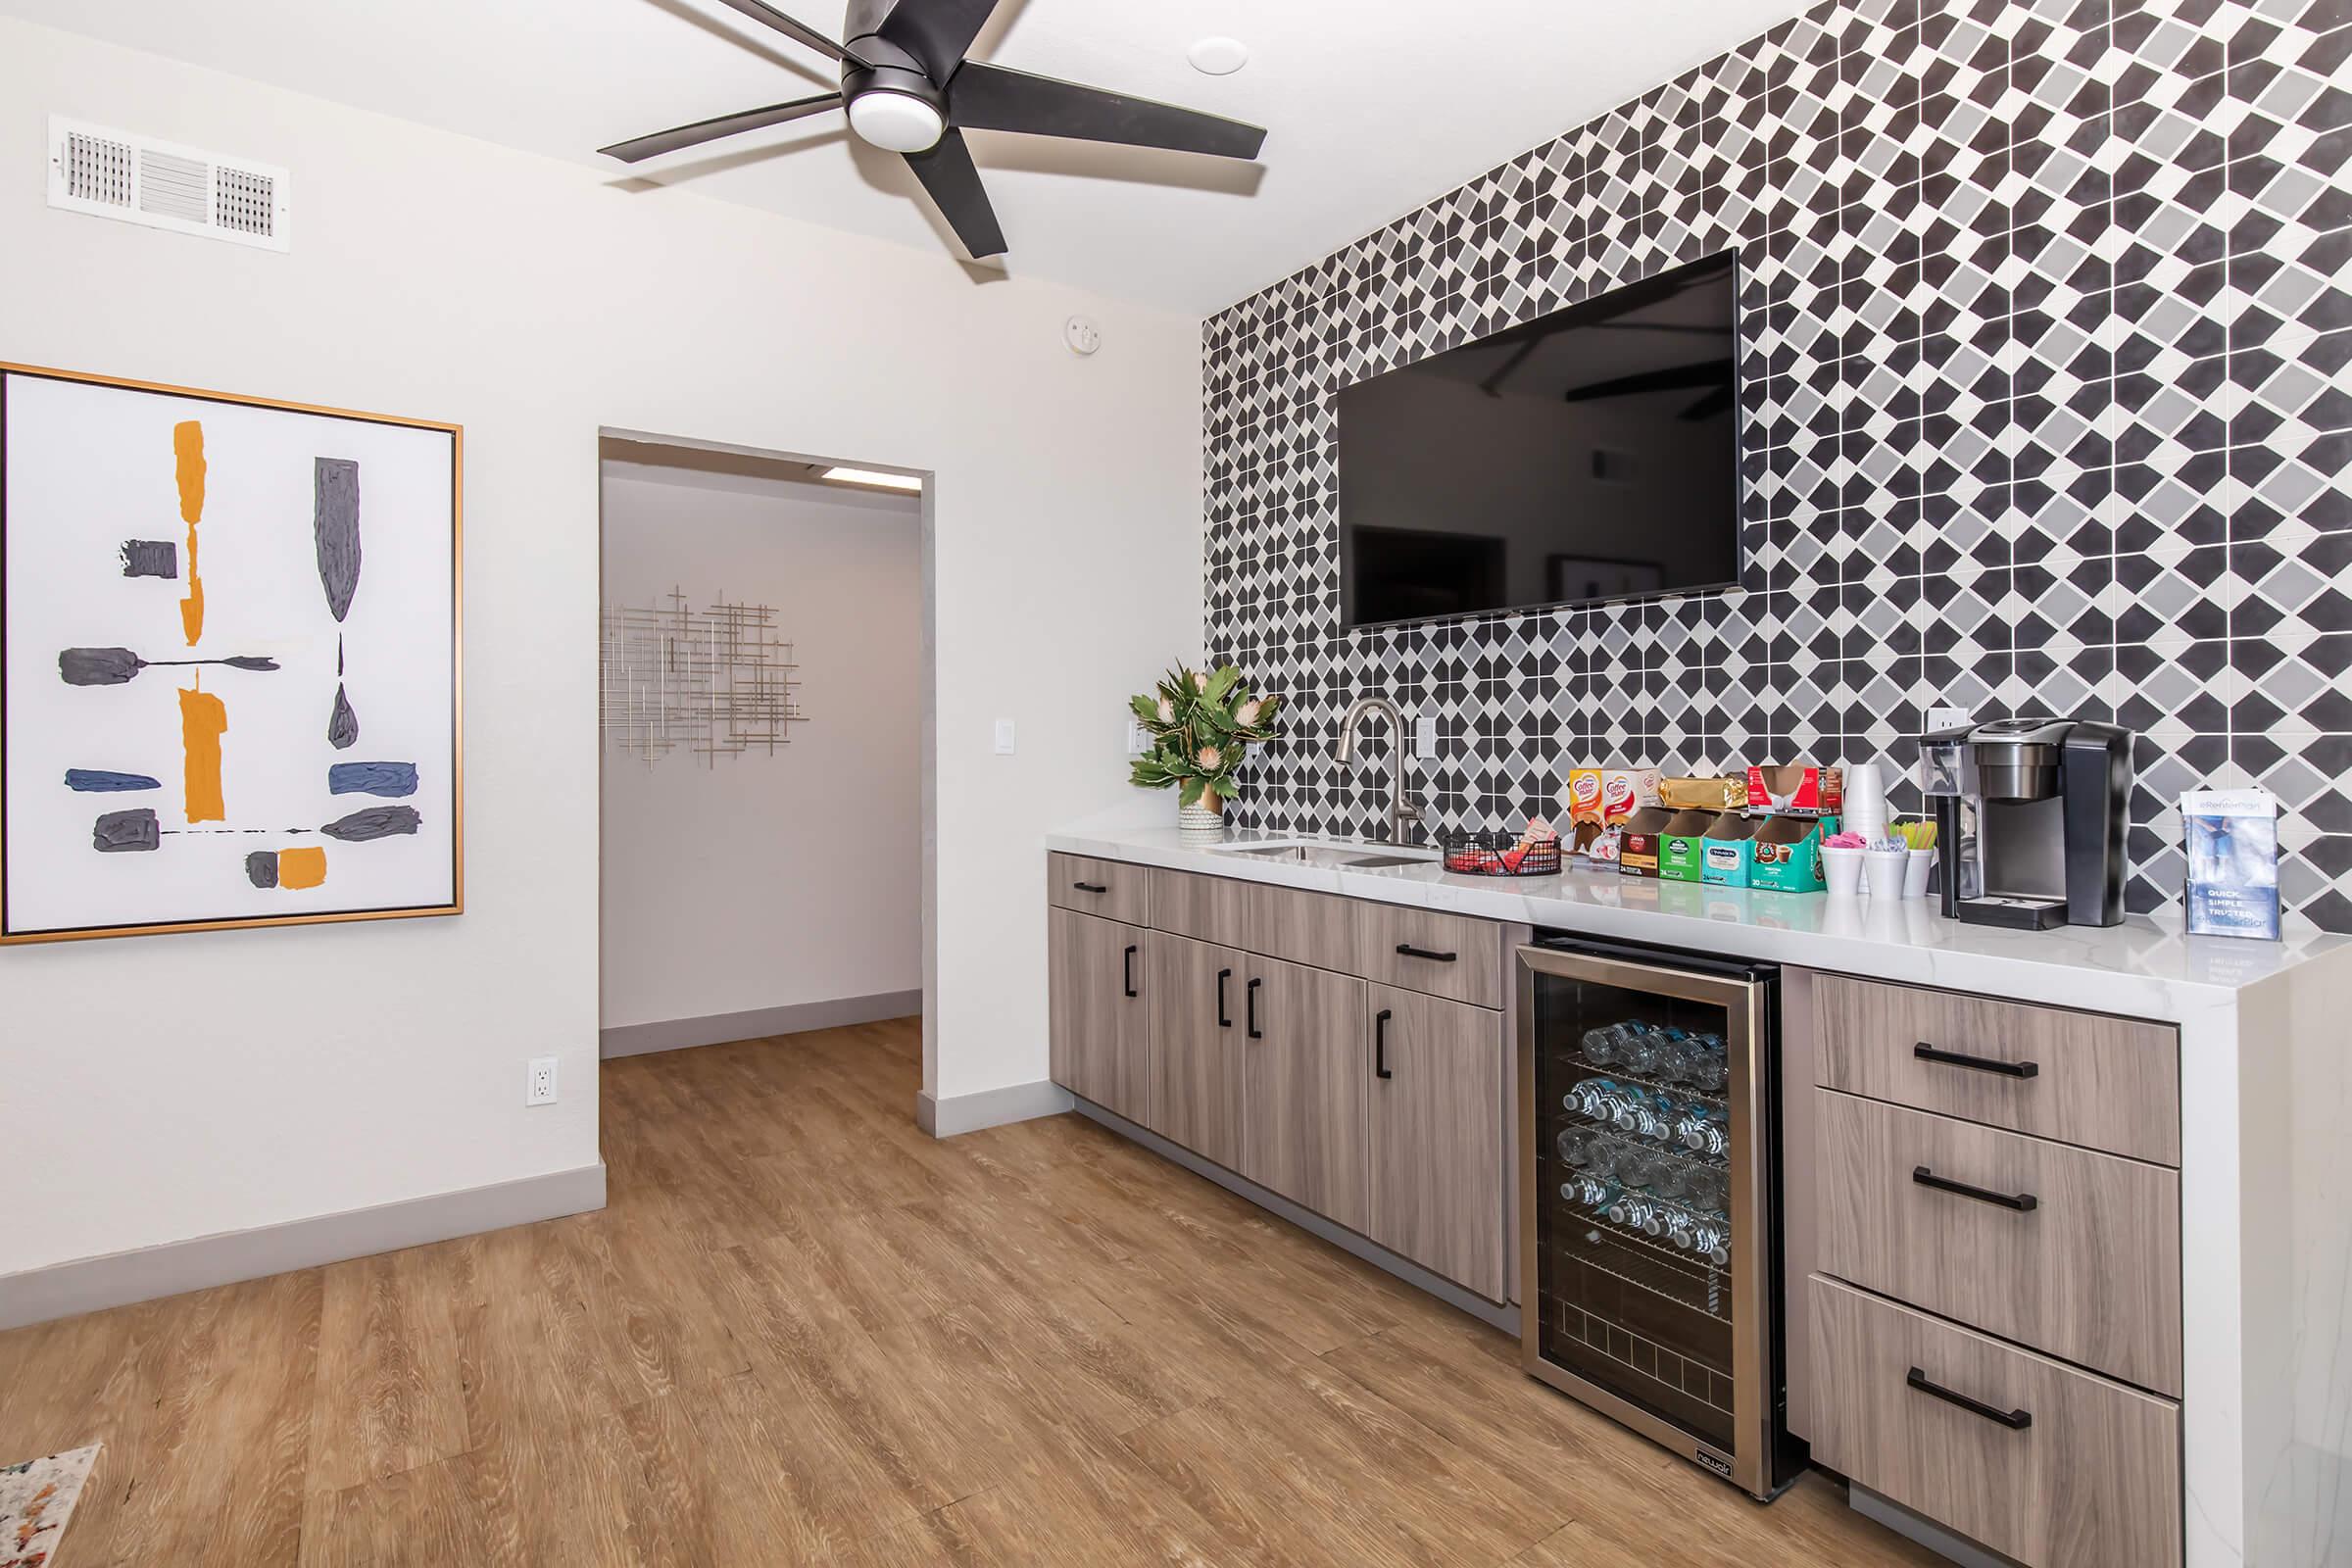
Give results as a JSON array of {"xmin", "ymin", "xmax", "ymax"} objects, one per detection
[{"xmin": 594, "ymin": 431, "xmax": 933, "ymax": 1083}]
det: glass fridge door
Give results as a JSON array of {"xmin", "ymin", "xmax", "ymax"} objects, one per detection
[{"xmin": 1518, "ymin": 946, "xmax": 1771, "ymax": 1491}]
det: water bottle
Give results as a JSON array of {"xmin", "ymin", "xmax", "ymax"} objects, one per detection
[
  {"xmin": 1565, "ymin": 1077, "xmax": 1627, "ymax": 1123},
  {"xmin": 1685, "ymin": 1032, "xmax": 1730, "ymax": 1093},
  {"xmin": 1580, "ymin": 1022, "xmax": 1624, "ymax": 1067},
  {"xmin": 1683, "ymin": 1162, "xmax": 1729, "ymax": 1214},
  {"xmin": 1660, "ymin": 1203, "xmax": 1698, "ymax": 1250},
  {"xmin": 1690, "ymin": 1214, "xmax": 1732, "ymax": 1266},
  {"xmin": 1607, "ymin": 1191, "xmax": 1667, "ymax": 1236},
  {"xmin": 1560, "ymin": 1174, "xmax": 1619, "ymax": 1211},
  {"xmin": 1676, "ymin": 1102, "xmax": 1732, "ymax": 1157},
  {"xmin": 1612, "ymin": 1085, "xmax": 1676, "ymax": 1139},
  {"xmin": 1643, "ymin": 1152, "xmax": 1690, "ymax": 1200}
]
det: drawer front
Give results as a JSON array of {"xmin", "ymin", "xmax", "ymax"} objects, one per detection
[
  {"xmin": 1815, "ymin": 974, "xmax": 2179, "ymax": 1165},
  {"xmin": 1048, "ymin": 853, "xmax": 1150, "ymax": 925},
  {"xmin": 1817, "ymin": 1091, "xmax": 2181, "ymax": 1396},
  {"xmin": 1151, "ymin": 866, "xmax": 1253, "ymax": 949},
  {"xmin": 1808, "ymin": 1275, "xmax": 2181, "ymax": 1568},
  {"xmin": 1352, "ymin": 902, "xmax": 1502, "ymax": 1008}
]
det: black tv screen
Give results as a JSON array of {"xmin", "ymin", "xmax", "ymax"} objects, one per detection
[{"xmin": 1337, "ymin": 251, "xmax": 1740, "ymax": 629}]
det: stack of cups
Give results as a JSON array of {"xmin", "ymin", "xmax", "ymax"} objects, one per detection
[{"xmin": 1844, "ymin": 761, "xmax": 1887, "ymax": 845}]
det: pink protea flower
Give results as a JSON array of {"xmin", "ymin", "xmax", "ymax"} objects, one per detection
[
  {"xmin": 1156, "ymin": 697, "xmax": 1176, "ymax": 723},
  {"xmin": 1235, "ymin": 698, "xmax": 1262, "ymax": 725},
  {"xmin": 1197, "ymin": 745, "xmax": 1223, "ymax": 770},
  {"xmin": 1193, "ymin": 670, "xmax": 1209, "ymax": 691}
]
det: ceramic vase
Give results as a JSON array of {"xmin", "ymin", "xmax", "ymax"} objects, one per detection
[{"xmin": 1179, "ymin": 800, "xmax": 1226, "ymax": 848}]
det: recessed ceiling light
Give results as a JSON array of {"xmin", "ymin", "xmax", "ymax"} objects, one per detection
[
  {"xmin": 1188, "ymin": 36, "xmax": 1250, "ymax": 75},
  {"xmin": 816, "ymin": 466, "xmax": 923, "ymax": 493}
]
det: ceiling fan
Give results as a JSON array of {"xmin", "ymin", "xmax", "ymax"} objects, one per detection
[{"xmin": 600, "ymin": 0, "xmax": 1268, "ymax": 260}]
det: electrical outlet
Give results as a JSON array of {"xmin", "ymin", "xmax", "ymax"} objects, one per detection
[
  {"xmin": 1126, "ymin": 718, "xmax": 1150, "ymax": 756},
  {"xmin": 1414, "ymin": 712, "xmax": 1438, "ymax": 759},
  {"xmin": 526, "ymin": 1055, "xmax": 558, "ymax": 1106},
  {"xmin": 1928, "ymin": 706, "xmax": 1970, "ymax": 734}
]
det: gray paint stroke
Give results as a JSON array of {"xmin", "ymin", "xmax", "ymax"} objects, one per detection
[
  {"xmin": 327, "ymin": 761, "xmax": 418, "ymax": 798},
  {"xmin": 315, "ymin": 458, "xmax": 362, "ymax": 622},
  {"xmin": 245, "ymin": 852, "xmax": 279, "ymax": 889},
  {"xmin": 92, "ymin": 808, "xmax": 160, "ymax": 853},
  {"xmin": 321, "ymin": 806, "xmax": 420, "ymax": 842},
  {"xmin": 119, "ymin": 540, "xmax": 178, "ymax": 579},
  {"xmin": 59, "ymin": 649, "xmax": 279, "ymax": 686},
  {"xmin": 327, "ymin": 684, "xmax": 359, "ymax": 750}
]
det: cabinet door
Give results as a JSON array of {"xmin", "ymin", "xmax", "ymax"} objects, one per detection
[
  {"xmin": 1147, "ymin": 931, "xmax": 1247, "ymax": 1169},
  {"xmin": 1240, "ymin": 956, "xmax": 1370, "ymax": 1232},
  {"xmin": 1366, "ymin": 983, "xmax": 1507, "ymax": 1299},
  {"xmin": 1047, "ymin": 908, "xmax": 1149, "ymax": 1117}
]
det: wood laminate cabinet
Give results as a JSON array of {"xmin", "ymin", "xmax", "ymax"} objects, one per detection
[
  {"xmin": 1239, "ymin": 955, "xmax": 1371, "ymax": 1233},
  {"xmin": 1046, "ymin": 908, "xmax": 1149, "ymax": 1122},
  {"xmin": 1366, "ymin": 983, "xmax": 1508, "ymax": 1300},
  {"xmin": 1147, "ymin": 931, "xmax": 1248, "ymax": 1169}
]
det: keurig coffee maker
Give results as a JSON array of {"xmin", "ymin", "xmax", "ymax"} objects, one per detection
[{"xmin": 1920, "ymin": 718, "xmax": 2132, "ymax": 930}]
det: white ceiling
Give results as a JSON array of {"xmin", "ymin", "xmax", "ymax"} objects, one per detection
[{"xmin": 7, "ymin": 0, "xmax": 1811, "ymax": 314}]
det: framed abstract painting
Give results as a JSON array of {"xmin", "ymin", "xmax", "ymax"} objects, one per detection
[{"xmin": 0, "ymin": 363, "xmax": 462, "ymax": 942}]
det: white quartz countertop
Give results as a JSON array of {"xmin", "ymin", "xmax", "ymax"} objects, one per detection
[{"xmin": 1046, "ymin": 824, "xmax": 2352, "ymax": 1023}]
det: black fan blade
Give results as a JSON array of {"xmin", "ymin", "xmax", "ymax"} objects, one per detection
[
  {"xmin": 905, "ymin": 129, "xmax": 1007, "ymax": 258},
  {"xmin": 1680, "ymin": 384, "xmax": 1737, "ymax": 421},
  {"xmin": 948, "ymin": 62, "xmax": 1265, "ymax": 160},
  {"xmin": 875, "ymin": 0, "xmax": 1002, "ymax": 82},
  {"xmin": 599, "ymin": 94, "xmax": 844, "ymax": 163},
  {"xmin": 1559, "ymin": 362, "xmax": 1731, "ymax": 404},
  {"xmin": 708, "ymin": 0, "xmax": 866, "ymax": 66}
]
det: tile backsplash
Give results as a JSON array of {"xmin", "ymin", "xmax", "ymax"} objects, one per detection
[{"xmin": 1202, "ymin": 0, "xmax": 2352, "ymax": 929}]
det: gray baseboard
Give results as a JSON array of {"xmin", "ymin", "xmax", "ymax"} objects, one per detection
[
  {"xmin": 916, "ymin": 1078, "xmax": 1073, "ymax": 1137},
  {"xmin": 1850, "ymin": 1484, "xmax": 2022, "ymax": 1568},
  {"xmin": 0, "ymin": 1161, "xmax": 607, "ymax": 1331},
  {"xmin": 601, "ymin": 990, "xmax": 921, "ymax": 1058},
  {"xmin": 1071, "ymin": 1098, "xmax": 1518, "ymax": 1333}
]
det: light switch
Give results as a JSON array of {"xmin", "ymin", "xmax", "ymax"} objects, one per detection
[
  {"xmin": 1414, "ymin": 712, "xmax": 1438, "ymax": 759},
  {"xmin": 994, "ymin": 718, "xmax": 1016, "ymax": 755},
  {"xmin": 1126, "ymin": 718, "xmax": 1151, "ymax": 756}
]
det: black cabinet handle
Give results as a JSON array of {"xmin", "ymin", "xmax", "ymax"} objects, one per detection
[
  {"xmin": 1906, "ymin": 1367, "xmax": 2033, "ymax": 1430},
  {"xmin": 1072, "ymin": 881, "xmax": 1109, "ymax": 895},
  {"xmin": 1913, "ymin": 1165, "xmax": 2038, "ymax": 1212},
  {"xmin": 1247, "ymin": 977, "xmax": 1263, "ymax": 1040},
  {"xmin": 1395, "ymin": 943, "xmax": 1457, "ymax": 963},
  {"xmin": 1375, "ymin": 1008, "xmax": 1394, "ymax": 1080},
  {"xmin": 1122, "ymin": 945, "xmax": 1138, "ymax": 1000},
  {"xmin": 1915, "ymin": 1042, "xmax": 2038, "ymax": 1079},
  {"xmin": 1217, "ymin": 968, "xmax": 1233, "ymax": 1028}
]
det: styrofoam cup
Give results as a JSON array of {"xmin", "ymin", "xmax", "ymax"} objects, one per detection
[
  {"xmin": 1903, "ymin": 846, "xmax": 1935, "ymax": 899},
  {"xmin": 1823, "ymin": 844, "xmax": 1865, "ymax": 897},
  {"xmin": 1864, "ymin": 845, "xmax": 1909, "ymax": 898}
]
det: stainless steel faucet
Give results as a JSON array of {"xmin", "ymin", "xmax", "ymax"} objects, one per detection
[{"xmin": 1335, "ymin": 695, "xmax": 1422, "ymax": 846}]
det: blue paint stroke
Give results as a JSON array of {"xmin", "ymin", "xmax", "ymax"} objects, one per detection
[
  {"xmin": 66, "ymin": 769, "xmax": 162, "ymax": 793},
  {"xmin": 322, "ymin": 806, "xmax": 420, "ymax": 842},
  {"xmin": 327, "ymin": 761, "xmax": 418, "ymax": 798}
]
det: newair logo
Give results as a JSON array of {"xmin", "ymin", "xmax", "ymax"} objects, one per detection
[{"xmin": 1694, "ymin": 1446, "xmax": 1733, "ymax": 1479}]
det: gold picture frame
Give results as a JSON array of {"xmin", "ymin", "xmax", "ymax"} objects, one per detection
[{"xmin": 0, "ymin": 361, "xmax": 464, "ymax": 943}]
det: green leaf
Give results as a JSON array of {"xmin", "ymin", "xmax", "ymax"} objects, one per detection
[
  {"xmin": 1178, "ymin": 776, "xmax": 1205, "ymax": 808},
  {"xmin": 1129, "ymin": 694, "xmax": 1159, "ymax": 726},
  {"xmin": 1205, "ymin": 664, "xmax": 1241, "ymax": 702}
]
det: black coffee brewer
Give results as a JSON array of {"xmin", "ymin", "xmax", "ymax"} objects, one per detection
[{"xmin": 1920, "ymin": 719, "xmax": 2132, "ymax": 930}]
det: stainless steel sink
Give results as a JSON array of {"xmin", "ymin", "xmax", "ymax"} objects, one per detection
[{"xmin": 1214, "ymin": 842, "xmax": 1433, "ymax": 870}]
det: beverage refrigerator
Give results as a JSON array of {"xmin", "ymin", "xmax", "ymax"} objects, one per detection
[{"xmin": 1516, "ymin": 934, "xmax": 1802, "ymax": 1499}]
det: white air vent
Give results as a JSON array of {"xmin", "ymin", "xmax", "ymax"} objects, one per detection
[{"xmin": 47, "ymin": 117, "xmax": 290, "ymax": 252}]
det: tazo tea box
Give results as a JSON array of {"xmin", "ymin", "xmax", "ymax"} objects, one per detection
[
  {"xmin": 1745, "ymin": 763, "xmax": 1844, "ymax": 817},
  {"xmin": 1748, "ymin": 813, "xmax": 1837, "ymax": 893},
  {"xmin": 1616, "ymin": 807, "xmax": 1678, "ymax": 878},
  {"xmin": 1659, "ymin": 775, "xmax": 1746, "ymax": 812},
  {"xmin": 1567, "ymin": 768, "xmax": 1606, "ymax": 825},
  {"xmin": 1599, "ymin": 767, "xmax": 1661, "ymax": 826},
  {"xmin": 1700, "ymin": 812, "xmax": 1758, "ymax": 887},
  {"xmin": 1659, "ymin": 810, "xmax": 1716, "ymax": 882}
]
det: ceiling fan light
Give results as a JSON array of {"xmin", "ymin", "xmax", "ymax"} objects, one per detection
[{"xmin": 849, "ymin": 90, "xmax": 946, "ymax": 153}]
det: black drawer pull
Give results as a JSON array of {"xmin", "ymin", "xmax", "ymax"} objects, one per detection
[
  {"xmin": 1375, "ymin": 1008, "xmax": 1394, "ymax": 1080},
  {"xmin": 1915, "ymin": 1042, "xmax": 2038, "ymax": 1079},
  {"xmin": 1913, "ymin": 1165, "xmax": 2038, "ymax": 1212},
  {"xmin": 1122, "ymin": 945, "xmax": 1138, "ymax": 1000},
  {"xmin": 1247, "ymin": 976, "xmax": 1263, "ymax": 1039},
  {"xmin": 1906, "ymin": 1367, "xmax": 2033, "ymax": 1430},
  {"xmin": 1395, "ymin": 943, "xmax": 1457, "ymax": 963},
  {"xmin": 1071, "ymin": 881, "xmax": 1109, "ymax": 895},
  {"xmin": 1217, "ymin": 967, "xmax": 1233, "ymax": 1028}
]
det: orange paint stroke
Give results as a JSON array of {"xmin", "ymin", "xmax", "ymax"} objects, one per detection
[
  {"xmin": 276, "ymin": 847, "xmax": 327, "ymax": 890},
  {"xmin": 178, "ymin": 685, "xmax": 227, "ymax": 823},
  {"xmin": 174, "ymin": 419, "xmax": 206, "ymax": 645}
]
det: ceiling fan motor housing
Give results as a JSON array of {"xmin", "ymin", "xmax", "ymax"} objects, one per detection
[{"xmin": 839, "ymin": 30, "xmax": 948, "ymax": 149}]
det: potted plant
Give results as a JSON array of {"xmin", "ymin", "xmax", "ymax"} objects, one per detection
[{"xmin": 1128, "ymin": 663, "xmax": 1283, "ymax": 846}]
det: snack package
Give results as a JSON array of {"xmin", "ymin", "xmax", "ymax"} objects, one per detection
[{"xmin": 1659, "ymin": 775, "xmax": 1747, "ymax": 811}]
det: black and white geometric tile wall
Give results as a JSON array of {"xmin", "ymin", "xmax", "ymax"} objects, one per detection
[{"xmin": 1202, "ymin": 0, "xmax": 2352, "ymax": 929}]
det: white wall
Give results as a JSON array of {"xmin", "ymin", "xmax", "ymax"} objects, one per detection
[
  {"xmin": 0, "ymin": 18, "xmax": 1201, "ymax": 1278},
  {"xmin": 598, "ymin": 448, "xmax": 921, "ymax": 1032}
]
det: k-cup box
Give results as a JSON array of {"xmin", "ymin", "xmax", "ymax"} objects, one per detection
[
  {"xmin": 1617, "ymin": 807, "xmax": 1678, "ymax": 877},
  {"xmin": 1567, "ymin": 767, "xmax": 1605, "ymax": 824},
  {"xmin": 1700, "ymin": 812, "xmax": 1758, "ymax": 888},
  {"xmin": 1745, "ymin": 763, "xmax": 1844, "ymax": 817},
  {"xmin": 1659, "ymin": 775, "xmax": 1747, "ymax": 811},
  {"xmin": 1659, "ymin": 809, "xmax": 1717, "ymax": 882},
  {"xmin": 2183, "ymin": 788, "xmax": 2281, "ymax": 941},
  {"xmin": 1747, "ymin": 812, "xmax": 1838, "ymax": 894},
  {"xmin": 1600, "ymin": 767, "xmax": 1662, "ymax": 825}
]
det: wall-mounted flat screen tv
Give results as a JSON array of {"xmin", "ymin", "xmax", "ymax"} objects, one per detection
[{"xmin": 1336, "ymin": 251, "xmax": 1740, "ymax": 630}]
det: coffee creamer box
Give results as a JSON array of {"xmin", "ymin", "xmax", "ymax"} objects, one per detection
[
  {"xmin": 1600, "ymin": 767, "xmax": 1661, "ymax": 825},
  {"xmin": 1700, "ymin": 812, "xmax": 1758, "ymax": 887},
  {"xmin": 1616, "ymin": 808, "xmax": 1678, "ymax": 878},
  {"xmin": 1567, "ymin": 768, "xmax": 1606, "ymax": 825},
  {"xmin": 1659, "ymin": 809, "xmax": 1716, "ymax": 882}
]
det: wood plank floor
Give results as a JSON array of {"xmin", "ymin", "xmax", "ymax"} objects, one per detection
[{"xmin": 0, "ymin": 1020, "xmax": 1943, "ymax": 1566}]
